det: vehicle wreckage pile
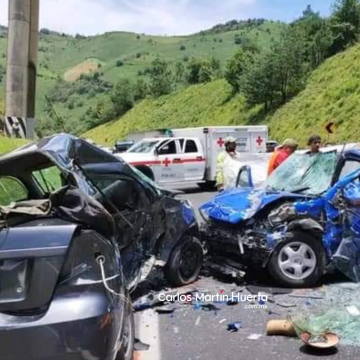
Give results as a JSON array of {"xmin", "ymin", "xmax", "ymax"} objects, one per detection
[{"xmin": 1, "ymin": 134, "xmax": 360, "ymax": 358}]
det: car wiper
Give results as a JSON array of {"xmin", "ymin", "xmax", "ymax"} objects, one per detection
[{"xmin": 289, "ymin": 186, "xmax": 310, "ymax": 194}]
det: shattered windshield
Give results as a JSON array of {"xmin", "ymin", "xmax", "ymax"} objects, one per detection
[
  {"xmin": 265, "ymin": 151, "xmax": 338, "ymax": 195},
  {"xmin": 127, "ymin": 140, "xmax": 160, "ymax": 153}
]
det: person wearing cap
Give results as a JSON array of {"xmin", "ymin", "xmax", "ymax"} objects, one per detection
[
  {"xmin": 216, "ymin": 136, "xmax": 237, "ymax": 191},
  {"xmin": 267, "ymin": 138, "xmax": 298, "ymax": 176}
]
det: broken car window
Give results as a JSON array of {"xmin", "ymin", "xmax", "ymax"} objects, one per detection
[
  {"xmin": 32, "ymin": 166, "xmax": 64, "ymax": 194},
  {"xmin": 0, "ymin": 176, "xmax": 29, "ymax": 206},
  {"xmin": 91, "ymin": 176, "xmax": 140, "ymax": 212},
  {"xmin": 265, "ymin": 151, "xmax": 338, "ymax": 195}
]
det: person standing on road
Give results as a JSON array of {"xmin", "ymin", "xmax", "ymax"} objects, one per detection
[
  {"xmin": 306, "ymin": 135, "xmax": 322, "ymax": 155},
  {"xmin": 267, "ymin": 138, "xmax": 298, "ymax": 176},
  {"xmin": 216, "ymin": 137, "xmax": 238, "ymax": 191}
]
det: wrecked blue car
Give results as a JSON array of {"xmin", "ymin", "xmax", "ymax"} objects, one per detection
[{"xmin": 200, "ymin": 147, "xmax": 360, "ymax": 287}]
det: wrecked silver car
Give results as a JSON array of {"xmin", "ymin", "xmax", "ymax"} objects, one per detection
[{"xmin": 0, "ymin": 133, "xmax": 203, "ymax": 360}]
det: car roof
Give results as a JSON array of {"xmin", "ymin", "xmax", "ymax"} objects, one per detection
[{"xmin": 0, "ymin": 133, "xmax": 122, "ymax": 176}]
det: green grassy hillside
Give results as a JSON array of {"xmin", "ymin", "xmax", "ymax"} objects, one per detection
[
  {"xmin": 85, "ymin": 43, "xmax": 360, "ymax": 147},
  {"xmin": 83, "ymin": 79, "xmax": 261, "ymax": 145},
  {"xmin": 0, "ymin": 137, "xmax": 28, "ymax": 155},
  {"xmin": 0, "ymin": 21, "xmax": 284, "ymax": 135},
  {"xmin": 268, "ymin": 43, "xmax": 360, "ymax": 145}
]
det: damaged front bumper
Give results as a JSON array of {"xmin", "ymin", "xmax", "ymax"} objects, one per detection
[{"xmin": 201, "ymin": 221, "xmax": 281, "ymax": 268}]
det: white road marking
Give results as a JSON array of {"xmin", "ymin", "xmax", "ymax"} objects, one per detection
[{"xmin": 136, "ymin": 309, "xmax": 161, "ymax": 360}]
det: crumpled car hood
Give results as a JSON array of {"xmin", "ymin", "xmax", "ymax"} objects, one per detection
[{"xmin": 200, "ymin": 187, "xmax": 306, "ymax": 224}]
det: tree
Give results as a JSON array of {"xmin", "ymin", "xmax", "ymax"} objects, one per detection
[
  {"xmin": 309, "ymin": 20, "xmax": 333, "ymax": 67},
  {"xmin": 293, "ymin": 5, "xmax": 334, "ymax": 68},
  {"xmin": 198, "ymin": 62, "xmax": 213, "ymax": 83},
  {"xmin": 331, "ymin": 0, "xmax": 360, "ymax": 52},
  {"xmin": 271, "ymin": 29, "xmax": 307, "ymax": 103},
  {"xmin": 186, "ymin": 59, "xmax": 203, "ymax": 84},
  {"xmin": 133, "ymin": 79, "xmax": 148, "ymax": 101},
  {"xmin": 242, "ymin": 52, "xmax": 277, "ymax": 110},
  {"xmin": 225, "ymin": 50, "xmax": 253, "ymax": 92},
  {"xmin": 186, "ymin": 58, "xmax": 220, "ymax": 84},
  {"xmin": 110, "ymin": 78, "xmax": 135, "ymax": 116},
  {"xmin": 242, "ymin": 29, "xmax": 307, "ymax": 109},
  {"xmin": 174, "ymin": 62, "xmax": 186, "ymax": 83},
  {"xmin": 149, "ymin": 58, "xmax": 173, "ymax": 97},
  {"xmin": 116, "ymin": 60, "xmax": 124, "ymax": 67}
]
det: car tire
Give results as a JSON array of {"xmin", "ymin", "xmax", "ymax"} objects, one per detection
[
  {"xmin": 117, "ymin": 298, "xmax": 135, "ymax": 360},
  {"xmin": 267, "ymin": 231, "xmax": 325, "ymax": 288},
  {"xmin": 165, "ymin": 236, "xmax": 203, "ymax": 287}
]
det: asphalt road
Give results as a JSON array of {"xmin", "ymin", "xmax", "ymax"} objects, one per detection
[{"xmin": 133, "ymin": 184, "xmax": 359, "ymax": 360}]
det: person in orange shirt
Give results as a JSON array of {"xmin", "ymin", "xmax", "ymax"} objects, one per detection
[{"xmin": 267, "ymin": 138, "xmax": 298, "ymax": 176}]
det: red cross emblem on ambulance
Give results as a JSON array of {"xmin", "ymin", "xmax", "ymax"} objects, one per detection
[{"xmin": 163, "ymin": 158, "xmax": 171, "ymax": 167}]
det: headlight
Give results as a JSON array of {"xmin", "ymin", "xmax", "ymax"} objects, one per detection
[{"xmin": 268, "ymin": 204, "xmax": 296, "ymax": 226}]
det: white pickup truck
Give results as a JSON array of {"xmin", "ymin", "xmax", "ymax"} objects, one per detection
[{"xmin": 116, "ymin": 126, "xmax": 268, "ymax": 188}]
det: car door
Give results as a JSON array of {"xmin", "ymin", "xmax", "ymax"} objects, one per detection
[
  {"xmin": 90, "ymin": 174, "xmax": 155, "ymax": 287},
  {"xmin": 181, "ymin": 139, "xmax": 206, "ymax": 181},
  {"xmin": 154, "ymin": 139, "xmax": 184, "ymax": 184}
]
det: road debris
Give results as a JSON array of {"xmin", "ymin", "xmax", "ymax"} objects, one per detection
[
  {"xmin": 275, "ymin": 301, "xmax": 297, "ymax": 308},
  {"xmin": 300, "ymin": 332, "xmax": 339, "ymax": 349},
  {"xmin": 289, "ymin": 294, "xmax": 324, "ymax": 300},
  {"xmin": 133, "ymin": 286, "xmax": 197, "ymax": 311},
  {"xmin": 227, "ymin": 322, "xmax": 243, "ymax": 332},
  {"xmin": 219, "ymin": 318, "xmax": 227, "ymax": 324},
  {"xmin": 156, "ymin": 307, "xmax": 176, "ymax": 314},
  {"xmin": 346, "ymin": 305, "xmax": 360, "ymax": 317},
  {"xmin": 246, "ymin": 285, "xmax": 292, "ymax": 296},
  {"xmin": 267, "ymin": 310, "xmax": 281, "ymax": 316},
  {"xmin": 195, "ymin": 316, "xmax": 201, "ymax": 326},
  {"xmin": 247, "ymin": 334, "xmax": 262, "ymax": 340},
  {"xmin": 266, "ymin": 319, "xmax": 297, "ymax": 337},
  {"xmin": 134, "ymin": 339, "xmax": 150, "ymax": 351},
  {"xmin": 226, "ymin": 299, "xmax": 239, "ymax": 306}
]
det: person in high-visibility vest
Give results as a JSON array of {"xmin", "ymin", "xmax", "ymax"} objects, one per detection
[
  {"xmin": 216, "ymin": 136, "xmax": 238, "ymax": 191},
  {"xmin": 267, "ymin": 138, "xmax": 298, "ymax": 176}
]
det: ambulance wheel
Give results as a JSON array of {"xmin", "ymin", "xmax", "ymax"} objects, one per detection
[
  {"xmin": 135, "ymin": 166, "xmax": 154, "ymax": 181},
  {"xmin": 197, "ymin": 181, "xmax": 216, "ymax": 191}
]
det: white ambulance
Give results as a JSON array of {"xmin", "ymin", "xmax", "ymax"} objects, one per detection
[{"xmin": 116, "ymin": 126, "xmax": 268, "ymax": 188}]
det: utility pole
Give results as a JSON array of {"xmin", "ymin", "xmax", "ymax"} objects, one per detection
[{"xmin": 4, "ymin": 0, "xmax": 39, "ymax": 139}]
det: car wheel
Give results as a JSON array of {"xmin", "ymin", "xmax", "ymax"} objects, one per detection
[
  {"xmin": 165, "ymin": 236, "xmax": 203, "ymax": 287},
  {"xmin": 267, "ymin": 231, "xmax": 325, "ymax": 288},
  {"xmin": 117, "ymin": 300, "xmax": 135, "ymax": 360}
]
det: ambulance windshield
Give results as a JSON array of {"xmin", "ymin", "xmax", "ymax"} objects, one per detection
[{"xmin": 127, "ymin": 140, "xmax": 160, "ymax": 153}]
